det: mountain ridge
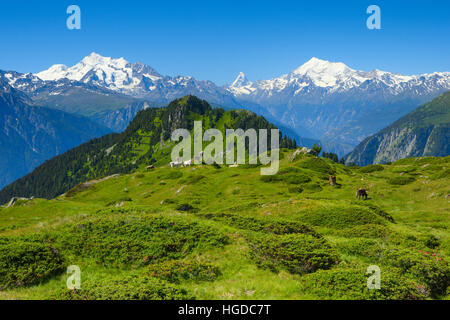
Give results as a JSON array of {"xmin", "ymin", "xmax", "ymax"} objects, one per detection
[
  {"xmin": 10, "ymin": 53, "xmax": 450, "ymax": 156},
  {"xmin": 0, "ymin": 95, "xmax": 297, "ymax": 203},
  {"xmin": 0, "ymin": 79, "xmax": 111, "ymax": 188},
  {"xmin": 345, "ymin": 91, "xmax": 450, "ymax": 165}
]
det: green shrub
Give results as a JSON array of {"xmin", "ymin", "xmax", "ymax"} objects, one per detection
[
  {"xmin": 418, "ymin": 234, "xmax": 440, "ymax": 249},
  {"xmin": 297, "ymin": 205, "xmax": 386, "ymax": 229},
  {"xmin": 302, "ymin": 183, "xmax": 323, "ymax": 193},
  {"xmin": 248, "ymin": 233, "xmax": 339, "ymax": 274},
  {"xmin": 359, "ymin": 165, "xmax": 384, "ymax": 173},
  {"xmin": 335, "ymin": 238, "xmax": 380, "ymax": 257},
  {"xmin": 297, "ymin": 157, "xmax": 335, "ymax": 175},
  {"xmin": 199, "ymin": 212, "xmax": 320, "ymax": 237},
  {"xmin": 336, "ymin": 224, "xmax": 392, "ymax": 239},
  {"xmin": 288, "ymin": 186, "xmax": 304, "ymax": 194},
  {"xmin": 50, "ymin": 216, "xmax": 229, "ymax": 266},
  {"xmin": 380, "ymin": 248, "xmax": 450, "ymax": 297},
  {"xmin": 392, "ymin": 166, "xmax": 417, "ymax": 174},
  {"xmin": 146, "ymin": 260, "xmax": 220, "ymax": 283},
  {"xmin": 298, "ymin": 267, "xmax": 428, "ymax": 300},
  {"xmin": 183, "ymin": 174, "xmax": 205, "ymax": 184},
  {"xmin": 176, "ymin": 203, "xmax": 196, "ymax": 212},
  {"xmin": 430, "ymin": 168, "xmax": 450, "ymax": 180},
  {"xmin": 162, "ymin": 171, "xmax": 183, "ymax": 179},
  {"xmin": 0, "ymin": 240, "xmax": 64, "ymax": 289},
  {"xmin": 65, "ymin": 183, "xmax": 93, "ymax": 197},
  {"xmin": 387, "ymin": 176, "xmax": 416, "ymax": 185},
  {"xmin": 260, "ymin": 172, "xmax": 311, "ymax": 185},
  {"xmin": 47, "ymin": 274, "xmax": 191, "ymax": 300},
  {"xmin": 350, "ymin": 202, "xmax": 395, "ymax": 222}
]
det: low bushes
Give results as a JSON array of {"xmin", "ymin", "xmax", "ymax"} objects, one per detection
[
  {"xmin": 199, "ymin": 212, "xmax": 320, "ymax": 237},
  {"xmin": 336, "ymin": 224, "xmax": 392, "ymax": 239},
  {"xmin": 297, "ymin": 267, "xmax": 429, "ymax": 300},
  {"xmin": 50, "ymin": 215, "xmax": 229, "ymax": 266},
  {"xmin": 176, "ymin": 203, "xmax": 196, "ymax": 212},
  {"xmin": 297, "ymin": 205, "xmax": 386, "ymax": 229},
  {"xmin": 182, "ymin": 174, "xmax": 205, "ymax": 184},
  {"xmin": 335, "ymin": 238, "xmax": 381, "ymax": 257},
  {"xmin": 161, "ymin": 171, "xmax": 183, "ymax": 180},
  {"xmin": 146, "ymin": 260, "xmax": 220, "ymax": 283},
  {"xmin": 359, "ymin": 165, "xmax": 384, "ymax": 173},
  {"xmin": 387, "ymin": 176, "xmax": 416, "ymax": 185},
  {"xmin": 380, "ymin": 248, "xmax": 450, "ymax": 297},
  {"xmin": 296, "ymin": 157, "xmax": 335, "ymax": 175},
  {"xmin": 47, "ymin": 274, "xmax": 191, "ymax": 300},
  {"xmin": 260, "ymin": 172, "xmax": 311, "ymax": 185},
  {"xmin": 0, "ymin": 239, "xmax": 65, "ymax": 290},
  {"xmin": 248, "ymin": 233, "xmax": 339, "ymax": 274},
  {"xmin": 350, "ymin": 202, "xmax": 395, "ymax": 222}
]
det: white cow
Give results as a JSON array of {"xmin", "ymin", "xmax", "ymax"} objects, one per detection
[
  {"xmin": 183, "ymin": 159, "xmax": 192, "ymax": 167},
  {"xmin": 170, "ymin": 161, "xmax": 182, "ymax": 168}
]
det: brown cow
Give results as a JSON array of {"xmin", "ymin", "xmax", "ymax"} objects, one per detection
[
  {"xmin": 356, "ymin": 188, "xmax": 368, "ymax": 200},
  {"xmin": 329, "ymin": 175, "xmax": 337, "ymax": 186}
]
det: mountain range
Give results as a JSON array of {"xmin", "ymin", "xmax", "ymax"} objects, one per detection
[
  {"xmin": 345, "ymin": 91, "xmax": 450, "ymax": 166},
  {"xmin": 31, "ymin": 53, "xmax": 450, "ymax": 155},
  {"xmin": 1, "ymin": 53, "xmax": 449, "ymax": 189}
]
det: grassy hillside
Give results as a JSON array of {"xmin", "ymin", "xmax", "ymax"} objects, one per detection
[
  {"xmin": 345, "ymin": 91, "xmax": 450, "ymax": 166},
  {"xmin": 0, "ymin": 152, "xmax": 448, "ymax": 300},
  {"xmin": 0, "ymin": 95, "xmax": 296, "ymax": 204}
]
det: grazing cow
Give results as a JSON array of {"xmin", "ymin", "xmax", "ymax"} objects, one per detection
[
  {"xmin": 356, "ymin": 188, "xmax": 368, "ymax": 200},
  {"xmin": 170, "ymin": 161, "xmax": 182, "ymax": 168},
  {"xmin": 329, "ymin": 175, "xmax": 337, "ymax": 186},
  {"xmin": 183, "ymin": 159, "xmax": 192, "ymax": 167},
  {"xmin": 146, "ymin": 165, "xmax": 154, "ymax": 170}
]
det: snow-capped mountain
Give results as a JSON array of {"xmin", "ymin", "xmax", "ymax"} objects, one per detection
[
  {"xmin": 35, "ymin": 53, "xmax": 240, "ymax": 108},
  {"xmin": 21, "ymin": 53, "xmax": 450, "ymax": 155},
  {"xmin": 230, "ymin": 72, "xmax": 249, "ymax": 88},
  {"xmin": 226, "ymin": 57, "xmax": 450, "ymax": 155},
  {"xmin": 228, "ymin": 57, "xmax": 450, "ymax": 97}
]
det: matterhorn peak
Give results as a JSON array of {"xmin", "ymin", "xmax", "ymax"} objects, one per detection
[{"xmin": 231, "ymin": 72, "xmax": 249, "ymax": 87}]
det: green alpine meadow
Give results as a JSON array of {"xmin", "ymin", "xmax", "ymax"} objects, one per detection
[{"xmin": 0, "ymin": 95, "xmax": 449, "ymax": 300}]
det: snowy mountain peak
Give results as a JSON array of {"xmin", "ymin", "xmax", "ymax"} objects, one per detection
[
  {"xmin": 35, "ymin": 53, "xmax": 157, "ymax": 93},
  {"xmin": 231, "ymin": 72, "xmax": 249, "ymax": 87},
  {"xmin": 291, "ymin": 57, "xmax": 358, "ymax": 87},
  {"xmin": 80, "ymin": 52, "xmax": 129, "ymax": 69}
]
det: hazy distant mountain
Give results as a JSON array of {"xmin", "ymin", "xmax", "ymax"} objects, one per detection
[
  {"xmin": 0, "ymin": 79, "xmax": 111, "ymax": 188},
  {"xmin": 345, "ymin": 91, "xmax": 450, "ymax": 165}
]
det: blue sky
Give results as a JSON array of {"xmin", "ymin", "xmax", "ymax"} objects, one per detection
[{"xmin": 0, "ymin": 0, "xmax": 449, "ymax": 85}]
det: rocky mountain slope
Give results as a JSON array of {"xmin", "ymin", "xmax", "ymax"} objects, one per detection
[
  {"xmin": 0, "ymin": 79, "xmax": 111, "ymax": 188},
  {"xmin": 345, "ymin": 91, "xmax": 450, "ymax": 166}
]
